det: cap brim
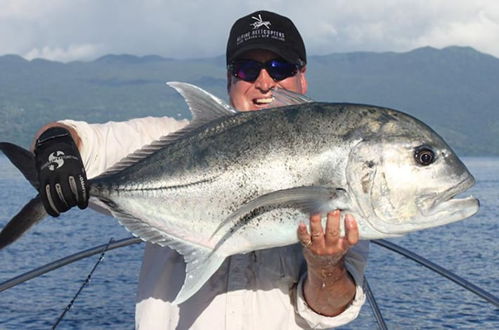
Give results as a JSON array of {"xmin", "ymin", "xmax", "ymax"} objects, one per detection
[{"xmin": 228, "ymin": 42, "xmax": 301, "ymax": 65}]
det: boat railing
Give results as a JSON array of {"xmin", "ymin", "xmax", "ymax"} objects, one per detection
[{"xmin": 1, "ymin": 237, "xmax": 497, "ymax": 329}]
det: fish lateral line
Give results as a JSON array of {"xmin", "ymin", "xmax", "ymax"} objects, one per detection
[{"xmin": 94, "ymin": 176, "xmax": 219, "ymax": 193}]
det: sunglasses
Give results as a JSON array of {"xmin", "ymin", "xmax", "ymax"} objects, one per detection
[{"xmin": 229, "ymin": 59, "xmax": 300, "ymax": 82}]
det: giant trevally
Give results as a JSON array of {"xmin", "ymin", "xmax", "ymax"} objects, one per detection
[{"xmin": 0, "ymin": 82, "xmax": 479, "ymax": 304}]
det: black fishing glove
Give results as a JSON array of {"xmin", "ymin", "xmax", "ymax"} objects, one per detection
[{"xmin": 34, "ymin": 127, "xmax": 89, "ymax": 217}]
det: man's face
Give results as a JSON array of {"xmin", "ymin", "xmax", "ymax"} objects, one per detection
[{"xmin": 228, "ymin": 50, "xmax": 308, "ymax": 112}]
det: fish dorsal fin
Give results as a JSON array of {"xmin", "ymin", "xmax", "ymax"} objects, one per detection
[
  {"xmin": 167, "ymin": 81, "xmax": 238, "ymax": 126},
  {"xmin": 271, "ymin": 87, "xmax": 314, "ymax": 107},
  {"xmin": 94, "ymin": 82, "xmax": 238, "ymax": 179}
]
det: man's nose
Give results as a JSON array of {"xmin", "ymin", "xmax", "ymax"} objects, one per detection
[{"xmin": 254, "ymin": 69, "xmax": 276, "ymax": 92}]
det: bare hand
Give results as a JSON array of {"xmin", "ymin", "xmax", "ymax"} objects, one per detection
[
  {"xmin": 298, "ymin": 210, "xmax": 359, "ymax": 258},
  {"xmin": 297, "ymin": 210, "xmax": 360, "ymax": 315}
]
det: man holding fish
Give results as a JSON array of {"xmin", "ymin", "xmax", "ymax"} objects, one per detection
[{"xmin": 30, "ymin": 10, "xmax": 368, "ymax": 329}]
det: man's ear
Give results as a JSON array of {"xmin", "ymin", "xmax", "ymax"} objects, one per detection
[
  {"xmin": 300, "ymin": 66, "xmax": 308, "ymax": 94},
  {"xmin": 226, "ymin": 71, "xmax": 232, "ymax": 94}
]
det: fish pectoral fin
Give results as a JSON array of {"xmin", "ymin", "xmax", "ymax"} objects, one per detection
[
  {"xmin": 211, "ymin": 186, "xmax": 351, "ymax": 239},
  {"xmin": 0, "ymin": 196, "xmax": 48, "ymax": 249}
]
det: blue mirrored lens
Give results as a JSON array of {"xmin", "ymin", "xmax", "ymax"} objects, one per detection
[
  {"xmin": 267, "ymin": 60, "xmax": 298, "ymax": 81},
  {"xmin": 232, "ymin": 59, "xmax": 298, "ymax": 82},
  {"xmin": 235, "ymin": 60, "xmax": 262, "ymax": 81}
]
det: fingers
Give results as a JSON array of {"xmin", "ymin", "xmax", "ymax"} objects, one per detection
[
  {"xmin": 41, "ymin": 174, "xmax": 85, "ymax": 217},
  {"xmin": 297, "ymin": 223, "xmax": 312, "ymax": 248},
  {"xmin": 61, "ymin": 176, "xmax": 77, "ymax": 208},
  {"xmin": 345, "ymin": 214, "xmax": 359, "ymax": 245},
  {"xmin": 41, "ymin": 183, "xmax": 60, "ymax": 217},
  {"xmin": 297, "ymin": 213, "xmax": 326, "ymax": 250},
  {"xmin": 309, "ymin": 213, "xmax": 325, "ymax": 247},
  {"xmin": 298, "ymin": 210, "xmax": 360, "ymax": 251},
  {"xmin": 324, "ymin": 210, "xmax": 341, "ymax": 245},
  {"xmin": 72, "ymin": 173, "xmax": 88, "ymax": 209}
]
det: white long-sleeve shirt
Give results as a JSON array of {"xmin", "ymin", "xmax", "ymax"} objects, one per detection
[{"xmin": 60, "ymin": 116, "xmax": 368, "ymax": 330}]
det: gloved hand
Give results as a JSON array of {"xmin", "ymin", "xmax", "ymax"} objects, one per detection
[{"xmin": 34, "ymin": 127, "xmax": 89, "ymax": 216}]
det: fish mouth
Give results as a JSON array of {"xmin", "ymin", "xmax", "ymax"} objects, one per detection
[
  {"xmin": 417, "ymin": 175, "xmax": 477, "ymax": 218},
  {"xmin": 370, "ymin": 175, "xmax": 479, "ymax": 236},
  {"xmin": 422, "ymin": 195, "xmax": 479, "ymax": 220},
  {"xmin": 403, "ymin": 174, "xmax": 479, "ymax": 233}
]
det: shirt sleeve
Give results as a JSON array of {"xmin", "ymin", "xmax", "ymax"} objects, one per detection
[
  {"xmin": 58, "ymin": 116, "xmax": 189, "ymax": 178},
  {"xmin": 295, "ymin": 240, "xmax": 369, "ymax": 329}
]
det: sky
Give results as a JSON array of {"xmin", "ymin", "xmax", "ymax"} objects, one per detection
[{"xmin": 1, "ymin": 0, "xmax": 498, "ymax": 62}]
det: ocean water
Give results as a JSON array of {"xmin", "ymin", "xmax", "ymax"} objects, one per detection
[{"xmin": 0, "ymin": 155, "xmax": 497, "ymax": 329}]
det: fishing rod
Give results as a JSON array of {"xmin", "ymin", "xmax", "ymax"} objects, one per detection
[{"xmin": 52, "ymin": 238, "xmax": 115, "ymax": 329}]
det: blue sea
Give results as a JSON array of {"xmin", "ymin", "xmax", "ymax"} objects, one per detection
[{"xmin": 0, "ymin": 154, "xmax": 498, "ymax": 329}]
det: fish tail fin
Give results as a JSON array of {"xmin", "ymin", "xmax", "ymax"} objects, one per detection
[
  {"xmin": 0, "ymin": 196, "xmax": 48, "ymax": 249},
  {"xmin": 0, "ymin": 142, "xmax": 47, "ymax": 249},
  {"xmin": 0, "ymin": 142, "xmax": 38, "ymax": 188}
]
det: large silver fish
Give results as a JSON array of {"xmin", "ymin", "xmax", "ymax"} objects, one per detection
[{"xmin": 0, "ymin": 82, "xmax": 479, "ymax": 304}]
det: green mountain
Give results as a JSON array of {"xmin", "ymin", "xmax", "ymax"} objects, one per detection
[{"xmin": 1, "ymin": 46, "xmax": 498, "ymax": 155}]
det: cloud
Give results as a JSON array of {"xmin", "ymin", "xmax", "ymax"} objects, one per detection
[
  {"xmin": 291, "ymin": 1, "xmax": 499, "ymax": 56},
  {"xmin": 23, "ymin": 44, "xmax": 103, "ymax": 62},
  {"xmin": 413, "ymin": 7, "xmax": 499, "ymax": 56},
  {"xmin": 1, "ymin": 0, "xmax": 498, "ymax": 61}
]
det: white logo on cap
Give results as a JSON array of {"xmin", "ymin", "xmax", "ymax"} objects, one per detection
[{"xmin": 251, "ymin": 14, "xmax": 271, "ymax": 29}]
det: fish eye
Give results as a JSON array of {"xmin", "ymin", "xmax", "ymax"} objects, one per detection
[{"xmin": 414, "ymin": 146, "xmax": 435, "ymax": 166}]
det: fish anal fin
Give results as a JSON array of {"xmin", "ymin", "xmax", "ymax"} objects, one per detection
[
  {"xmin": 99, "ymin": 198, "xmax": 226, "ymax": 304},
  {"xmin": 173, "ymin": 248, "xmax": 226, "ymax": 305}
]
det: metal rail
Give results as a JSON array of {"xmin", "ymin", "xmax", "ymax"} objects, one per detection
[
  {"xmin": 372, "ymin": 239, "xmax": 499, "ymax": 308},
  {"xmin": 1, "ymin": 237, "xmax": 497, "ymax": 313},
  {"xmin": 363, "ymin": 275, "xmax": 388, "ymax": 329},
  {"xmin": 0, "ymin": 237, "xmax": 142, "ymax": 292}
]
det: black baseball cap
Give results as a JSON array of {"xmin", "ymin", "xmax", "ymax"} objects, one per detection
[{"xmin": 226, "ymin": 10, "xmax": 306, "ymax": 66}]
